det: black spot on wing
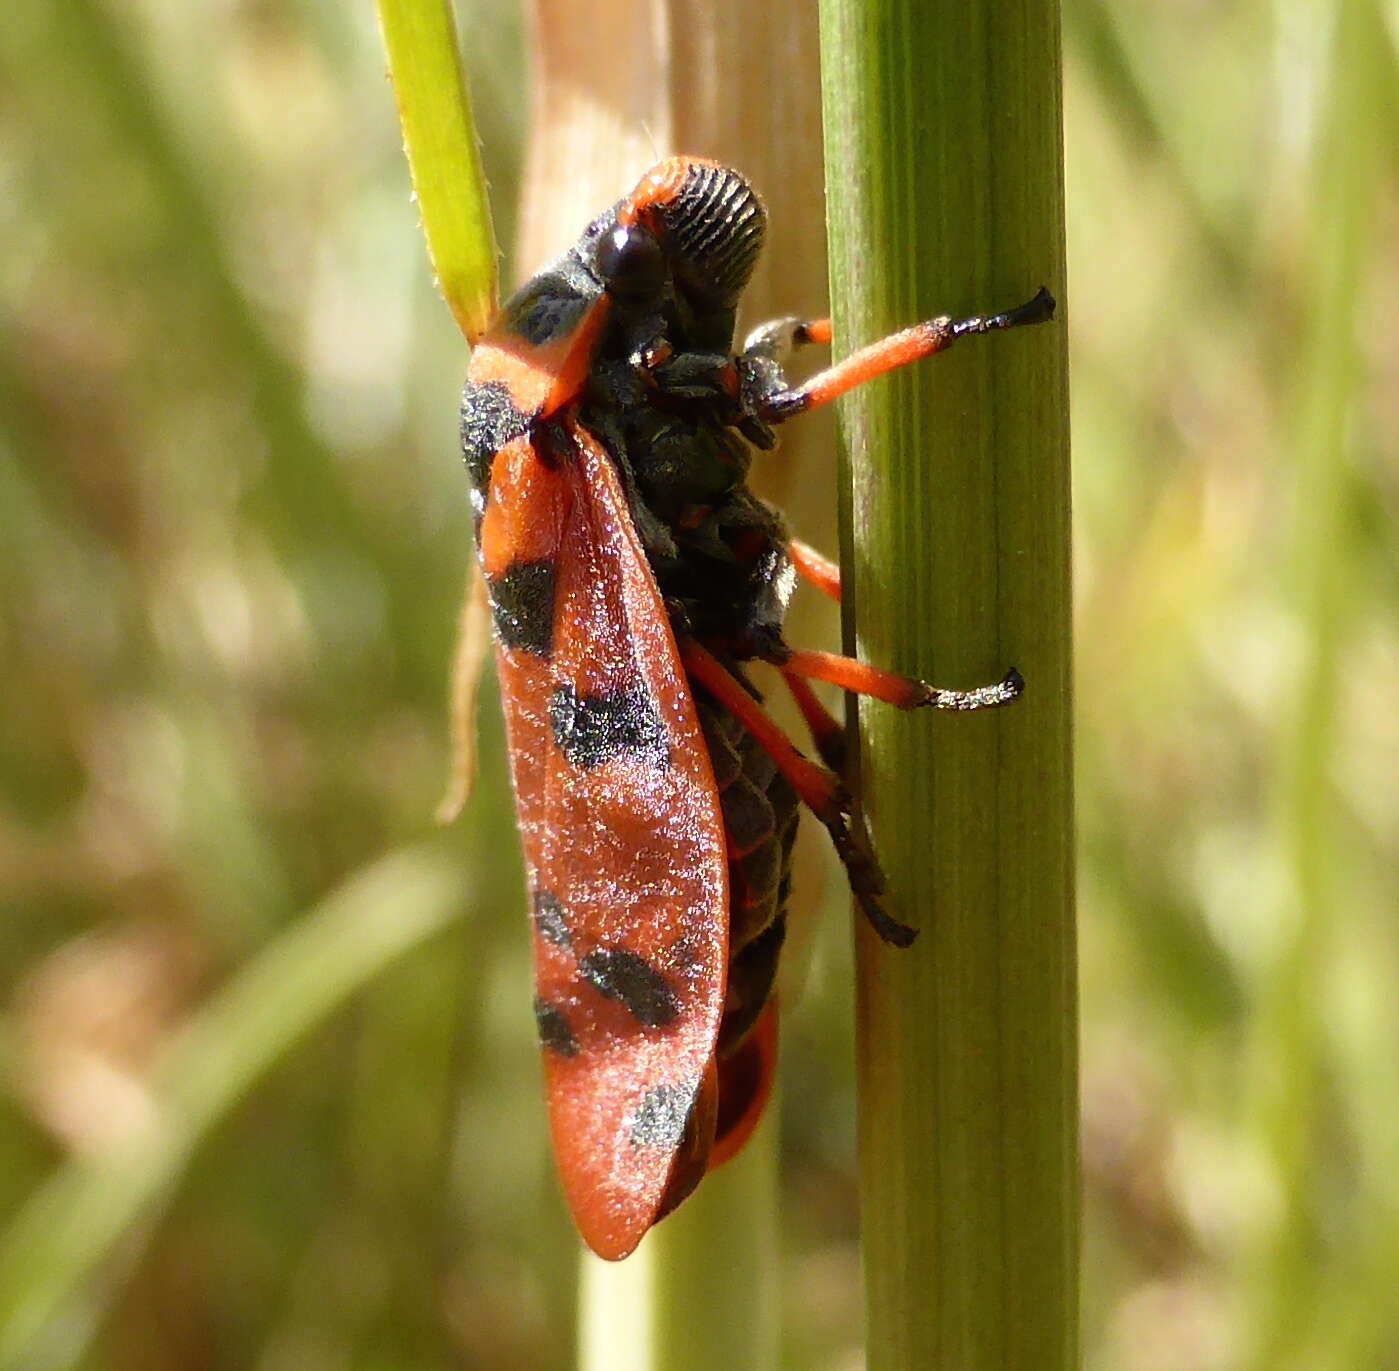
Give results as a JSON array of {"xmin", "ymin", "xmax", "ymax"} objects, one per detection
[
  {"xmin": 460, "ymin": 381, "xmax": 531, "ymax": 496},
  {"xmin": 534, "ymin": 997, "xmax": 580, "ymax": 1057},
  {"xmin": 488, "ymin": 560, "xmax": 558, "ymax": 657},
  {"xmin": 498, "ymin": 272, "xmax": 593, "ymax": 347},
  {"xmin": 532, "ymin": 890, "xmax": 572, "ymax": 949},
  {"xmin": 549, "ymin": 683, "xmax": 668, "ymax": 770},
  {"xmin": 579, "ymin": 948, "xmax": 680, "ymax": 1028},
  {"xmin": 629, "ymin": 1079, "xmax": 699, "ymax": 1149}
]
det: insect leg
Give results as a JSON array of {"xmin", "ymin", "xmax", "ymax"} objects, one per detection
[
  {"xmin": 780, "ymin": 669, "xmax": 847, "ymax": 773},
  {"xmin": 778, "ymin": 648, "xmax": 1024, "ymax": 712},
  {"xmin": 752, "ymin": 287, "xmax": 1055, "ymax": 422},
  {"xmin": 679, "ymin": 639, "xmax": 915, "ymax": 946},
  {"xmin": 741, "ymin": 315, "xmax": 833, "ymax": 362},
  {"xmin": 681, "ymin": 639, "xmax": 841, "ymax": 818},
  {"xmin": 733, "ymin": 317, "xmax": 833, "ymax": 448},
  {"xmin": 787, "ymin": 539, "xmax": 841, "ymax": 601}
]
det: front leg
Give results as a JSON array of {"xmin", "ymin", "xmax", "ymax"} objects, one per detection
[
  {"xmin": 737, "ymin": 289, "xmax": 1054, "ymax": 423},
  {"xmin": 734, "ymin": 316, "xmax": 833, "ymax": 446}
]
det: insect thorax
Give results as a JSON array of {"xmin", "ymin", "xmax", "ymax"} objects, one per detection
[{"xmin": 578, "ymin": 326, "xmax": 792, "ymax": 660}]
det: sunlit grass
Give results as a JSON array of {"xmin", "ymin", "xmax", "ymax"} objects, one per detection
[
  {"xmin": 0, "ymin": 0, "xmax": 1396, "ymax": 1366},
  {"xmin": 0, "ymin": 848, "xmax": 469, "ymax": 1370}
]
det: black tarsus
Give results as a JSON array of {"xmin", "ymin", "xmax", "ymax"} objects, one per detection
[
  {"xmin": 949, "ymin": 285, "xmax": 1056, "ymax": 339},
  {"xmin": 918, "ymin": 667, "xmax": 1025, "ymax": 712},
  {"xmin": 826, "ymin": 812, "xmax": 918, "ymax": 948}
]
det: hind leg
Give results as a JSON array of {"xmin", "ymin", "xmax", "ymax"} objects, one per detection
[{"xmin": 679, "ymin": 638, "xmax": 914, "ymax": 947}]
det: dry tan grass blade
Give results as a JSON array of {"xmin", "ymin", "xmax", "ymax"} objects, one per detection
[
  {"xmin": 521, "ymin": 0, "xmax": 835, "ymax": 1002},
  {"xmin": 436, "ymin": 562, "xmax": 492, "ymax": 824}
]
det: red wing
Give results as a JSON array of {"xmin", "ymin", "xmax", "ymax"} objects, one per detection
[{"xmin": 477, "ymin": 422, "xmax": 729, "ymax": 1261}]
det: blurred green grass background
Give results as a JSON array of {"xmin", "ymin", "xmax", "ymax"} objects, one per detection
[{"xmin": 1, "ymin": 0, "xmax": 1396, "ymax": 1368}]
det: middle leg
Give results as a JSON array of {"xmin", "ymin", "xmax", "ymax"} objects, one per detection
[{"xmin": 679, "ymin": 638, "xmax": 915, "ymax": 947}]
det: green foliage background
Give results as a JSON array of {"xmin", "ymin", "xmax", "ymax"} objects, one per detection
[{"xmin": 1, "ymin": 0, "xmax": 1396, "ymax": 1368}]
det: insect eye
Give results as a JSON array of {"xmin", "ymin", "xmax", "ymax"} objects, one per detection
[{"xmin": 597, "ymin": 225, "xmax": 665, "ymax": 299}]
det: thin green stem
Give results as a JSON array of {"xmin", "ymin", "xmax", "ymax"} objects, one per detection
[
  {"xmin": 376, "ymin": 0, "xmax": 498, "ymax": 341},
  {"xmin": 817, "ymin": 3, "xmax": 1076, "ymax": 1369}
]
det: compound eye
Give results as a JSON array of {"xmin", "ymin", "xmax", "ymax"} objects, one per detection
[{"xmin": 597, "ymin": 224, "xmax": 665, "ymax": 300}]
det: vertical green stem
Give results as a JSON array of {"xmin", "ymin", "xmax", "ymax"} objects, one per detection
[{"xmin": 817, "ymin": 4, "xmax": 1076, "ymax": 1370}]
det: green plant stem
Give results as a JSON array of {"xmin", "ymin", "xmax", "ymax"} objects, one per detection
[
  {"xmin": 377, "ymin": 0, "xmax": 498, "ymax": 341},
  {"xmin": 375, "ymin": 0, "xmax": 500, "ymax": 826},
  {"xmin": 817, "ymin": 4, "xmax": 1076, "ymax": 1370}
]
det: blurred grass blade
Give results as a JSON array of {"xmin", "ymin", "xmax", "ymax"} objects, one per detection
[
  {"xmin": 377, "ymin": 0, "xmax": 499, "ymax": 341},
  {"xmin": 377, "ymin": 0, "xmax": 499, "ymax": 817},
  {"xmin": 0, "ymin": 847, "xmax": 468, "ymax": 1371},
  {"xmin": 437, "ymin": 564, "xmax": 493, "ymax": 823},
  {"xmin": 818, "ymin": 1, "xmax": 1076, "ymax": 1369},
  {"xmin": 1244, "ymin": 2, "xmax": 1385, "ymax": 1365},
  {"xmin": 1063, "ymin": 0, "xmax": 1245, "ymax": 290}
]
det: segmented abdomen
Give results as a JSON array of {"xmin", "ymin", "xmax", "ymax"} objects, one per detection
[{"xmin": 693, "ymin": 675, "xmax": 799, "ymax": 1154}]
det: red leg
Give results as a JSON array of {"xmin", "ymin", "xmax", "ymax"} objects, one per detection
[
  {"xmin": 680, "ymin": 639, "xmax": 843, "ymax": 823},
  {"xmin": 679, "ymin": 639, "xmax": 914, "ymax": 947},
  {"xmin": 781, "ymin": 648, "xmax": 1024, "ymax": 712},
  {"xmin": 740, "ymin": 315, "xmax": 833, "ymax": 359},
  {"xmin": 788, "ymin": 540, "xmax": 841, "ymax": 602},
  {"xmin": 780, "ymin": 668, "xmax": 846, "ymax": 773},
  {"xmin": 758, "ymin": 288, "xmax": 1054, "ymax": 421}
]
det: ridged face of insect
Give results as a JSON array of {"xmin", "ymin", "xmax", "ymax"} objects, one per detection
[{"xmin": 654, "ymin": 162, "xmax": 766, "ymax": 308}]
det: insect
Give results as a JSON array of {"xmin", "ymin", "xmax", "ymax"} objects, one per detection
[{"xmin": 460, "ymin": 157, "xmax": 1054, "ymax": 1260}]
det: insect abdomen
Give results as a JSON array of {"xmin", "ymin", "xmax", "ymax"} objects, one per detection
[{"xmin": 693, "ymin": 681, "xmax": 798, "ymax": 1157}]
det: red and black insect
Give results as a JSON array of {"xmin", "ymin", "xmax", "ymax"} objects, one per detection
[{"xmin": 461, "ymin": 157, "xmax": 1054, "ymax": 1260}]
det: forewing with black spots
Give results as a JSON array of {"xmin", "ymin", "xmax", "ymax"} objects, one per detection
[{"xmin": 475, "ymin": 417, "xmax": 729, "ymax": 1262}]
